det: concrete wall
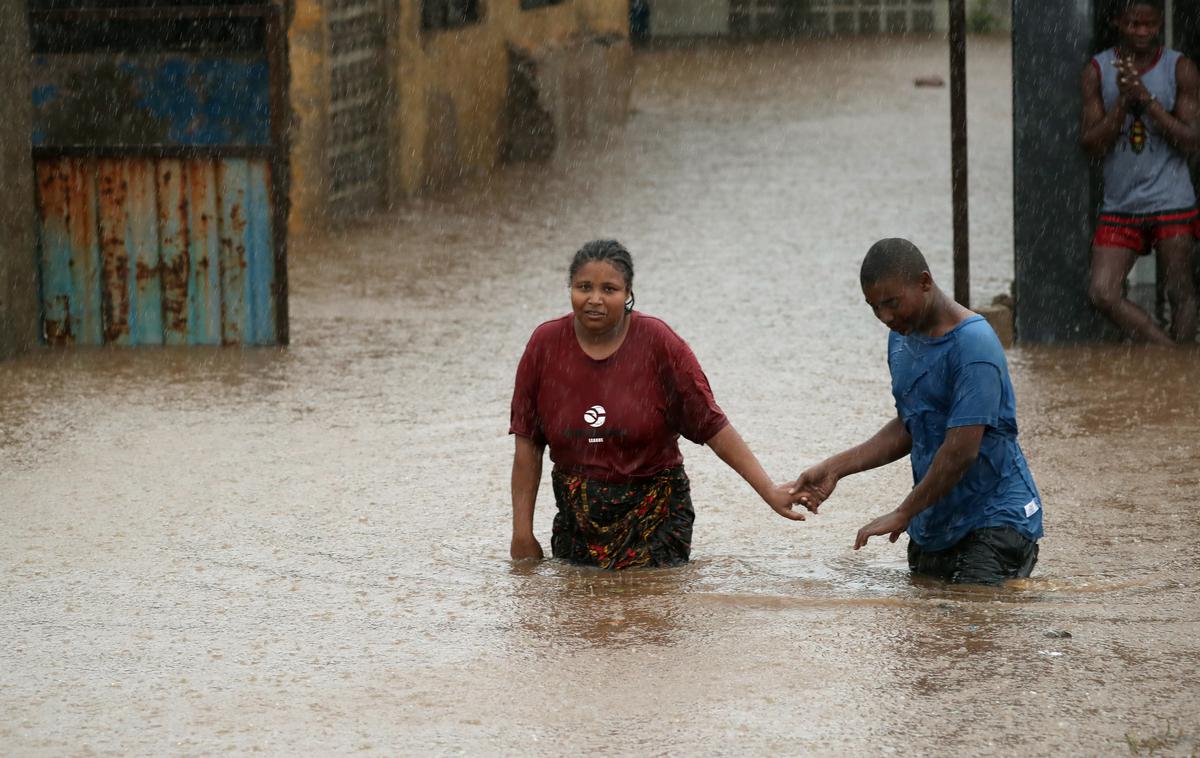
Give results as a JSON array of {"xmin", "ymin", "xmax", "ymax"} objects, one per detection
[
  {"xmin": 393, "ymin": 0, "xmax": 631, "ymax": 195},
  {"xmin": 285, "ymin": 0, "xmax": 332, "ymax": 237},
  {"xmin": 645, "ymin": 0, "xmax": 1010, "ymax": 38},
  {"xmin": 1012, "ymin": 0, "xmax": 1111, "ymax": 342},
  {"xmin": 650, "ymin": 0, "xmax": 730, "ymax": 36},
  {"xmin": 286, "ymin": 0, "xmax": 632, "ymax": 232},
  {"xmin": 0, "ymin": 2, "xmax": 40, "ymax": 359}
]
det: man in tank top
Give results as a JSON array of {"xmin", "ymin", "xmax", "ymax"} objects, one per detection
[{"xmin": 1081, "ymin": 0, "xmax": 1200, "ymax": 345}]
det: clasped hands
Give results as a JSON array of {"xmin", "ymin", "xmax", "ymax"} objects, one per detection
[
  {"xmin": 780, "ymin": 462, "xmax": 911, "ymax": 549},
  {"xmin": 1115, "ymin": 56, "xmax": 1155, "ymax": 109}
]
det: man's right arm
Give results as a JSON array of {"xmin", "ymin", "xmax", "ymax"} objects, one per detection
[
  {"xmin": 1081, "ymin": 61, "xmax": 1125, "ymax": 159},
  {"xmin": 821, "ymin": 415, "xmax": 913, "ymax": 479},
  {"xmin": 789, "ymin": 416, "xmax": 912, "ymax": 512}
]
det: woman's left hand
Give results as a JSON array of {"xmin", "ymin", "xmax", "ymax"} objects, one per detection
[
  {"xmin": 765, "ymin": 484, "xmax": 807, "ymax": 521},
  {"xmin": 703, "ymin": 425, "xmax": 807, "ymax": 522}
]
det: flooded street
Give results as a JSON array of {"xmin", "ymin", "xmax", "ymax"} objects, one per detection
[{"xmin": 3, "ymin": 36, "xmax": 1199, "ymax": 755}]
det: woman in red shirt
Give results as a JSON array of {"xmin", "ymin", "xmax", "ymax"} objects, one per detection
[{"xmin": 509, "ymin": 240, "xmax": 806, "ymax": 569}]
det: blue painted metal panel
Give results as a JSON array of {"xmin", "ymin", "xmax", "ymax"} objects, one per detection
[
  {"xmin": 156, "ymin": 159, "xmax": 189, "ymax": 346},
  {"xmin": 186, "ymin": 160, "xmax": 223, "ymax": 346},
  {"xmin": 34, "ymin": 156, "xmax": 278, "ymax": 346},
  {"xmin": 66, "ymin": 161, "xmax": 103, "ymax": 344},
  {"xmin": 244, "ymin": 162, "xmax": 275, "ymax": 345},
  {"xmin": 35, "ymin": 159, "xmax": 74, "ymax": 344},
  {"xmin": 97, "ymin": 160, "xmax": 132, "ymax": 345},
  {"xmin": 218, "ymin": 159, "xmax": 248, "ymax": 345},
  {"xmin": 126, "ymin": 161, "xmax": 164, "ymax": 345},
  {"xmin": 31, "ymin": 56, "xmax": 271, "ymax": 148}
]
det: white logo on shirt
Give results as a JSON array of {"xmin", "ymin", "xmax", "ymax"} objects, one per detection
[{"xmin": 583, "ymin": 405, "xmax": 606, "ymax": 428}]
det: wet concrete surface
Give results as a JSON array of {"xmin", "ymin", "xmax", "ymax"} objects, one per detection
[{"xmin": 2, "ymin": 36, "xmax": 1199, "ymax": 755}]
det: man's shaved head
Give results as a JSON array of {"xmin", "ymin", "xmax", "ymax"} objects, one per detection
[{"xmin": 860, "ymin": 238, "xmax": 930, "ymax": 287}]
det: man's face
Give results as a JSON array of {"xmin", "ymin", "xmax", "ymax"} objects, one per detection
[
  {"xmin": 862, "ymin": 273, "xmax": 931, "ymax": 335},
  {"xmin": 1117, "ymin": 4, "xmax": 1163, "ymax": 54}
]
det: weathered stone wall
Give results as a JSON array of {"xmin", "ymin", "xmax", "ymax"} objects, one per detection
[
  {"xmin": 286, "ymin": 0, "xmax": 332, "ymax": 236},
  {"xmin": 285, "ymin": 0, "xmax": 632, "ymax": 231},
  {"xmin": 0, "ymin": 2, "xmax": 40, "ymax": 358},
  {"xmin": 394, "ymin": 0, "xmax": 631, "ymax": 195},
  {"xmin": 507, "ymin": 35, "xmax": 634, "ymax": 158}
]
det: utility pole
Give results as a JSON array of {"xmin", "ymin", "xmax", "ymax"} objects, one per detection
[{"xmin": 949, "ymin": 0, "xmax": 969, "ymax": 307}]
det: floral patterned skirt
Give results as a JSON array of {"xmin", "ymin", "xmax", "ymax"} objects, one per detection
[{"xmin": 550, "ymin": 466, "xmax": 694, "ymax": 570}]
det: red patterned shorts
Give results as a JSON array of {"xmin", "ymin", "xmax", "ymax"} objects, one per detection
[{"xmin": 1093, "ymin": 207, "xmax": 1200, "ymax": 255}]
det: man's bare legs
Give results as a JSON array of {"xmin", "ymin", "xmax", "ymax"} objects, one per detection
[
  {"xmin": 1156, "ymin": 234, "xmax": 1198, "ymax": 343},
  {"xmin": 1088, "ymin": 245, "xmax": 1174, "ymax": 345}
]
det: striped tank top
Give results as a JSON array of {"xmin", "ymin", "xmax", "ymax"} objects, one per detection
[{"xmin": 1093, "ymin": 46, "xmax": 1196, "ymax": 214}]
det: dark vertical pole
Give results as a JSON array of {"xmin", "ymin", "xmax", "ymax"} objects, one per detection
[
  {"xmin": 949, "ymin": 0, "xmax": 969, "ymax": 307},
  {"xmin": 266, "ymin": 4, "xmax": 290, "ymax": 346},
  {"xmin": 0, "ymin": 0, "xmax": 40, "ymax": 358},
  {"xmin": 1013, "ymin": 0, "xmax": 1107, "ymax": 343}
]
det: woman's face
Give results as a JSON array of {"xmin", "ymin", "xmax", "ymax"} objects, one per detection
[{"xmin": 570, "ymin": 260, "xmax": 629, "ymax": 337}]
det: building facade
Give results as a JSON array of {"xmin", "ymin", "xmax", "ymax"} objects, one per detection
[
  {"xmin": 287, "ymin": 0, "xmax": 633, "ymax": 230},
  {"xmin": 7, "ymin": 0, "xmax": 630, "ymax": 354},
  {"xmin": 645, "ymin": 0, "xmax": 1010, "ymax": 38}
]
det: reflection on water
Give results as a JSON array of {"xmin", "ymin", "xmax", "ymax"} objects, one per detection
[
  {"xmin": 2, "ymin": 36, "xmax": 1198, "ymax": 756},
  {"xmin": 511, "ymin": 562, "xmax": 695, "ymax": 648}
]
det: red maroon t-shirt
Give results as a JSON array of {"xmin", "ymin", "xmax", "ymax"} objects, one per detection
[{"xmin": 509, "ymin": 312, "xmax": 729, "ymax": 482}]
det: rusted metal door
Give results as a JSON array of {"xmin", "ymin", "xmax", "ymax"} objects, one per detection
[
  {"xmin": 327, "ymin": 0, "xmax": 390, "ymax": 217},
  {"xmin": 28, "ymin": 2, "xmax": 289, "ymax": 346}
]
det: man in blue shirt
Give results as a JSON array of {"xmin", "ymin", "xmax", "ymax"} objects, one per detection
[{"xmin": 789, "ymin": 238, "xmax": 1044, "ymax": 584}]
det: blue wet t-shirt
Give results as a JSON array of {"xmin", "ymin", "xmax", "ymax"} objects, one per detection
[{"xmin": 888, "ymin": 315, "xmax": 1044, "ymax": 552}]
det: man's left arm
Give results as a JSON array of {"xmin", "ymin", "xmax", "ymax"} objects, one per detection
[
  {"xmin": 853, "ymin": 425, "xmax": 984, "ymax": 549},
  {"xmin": 854, "ymin": 350, "xmax": 1004, "ymax": 551},
  {"xmin": 1145, "ymin": 56, "xmax": 1200, "ymax": 153}
]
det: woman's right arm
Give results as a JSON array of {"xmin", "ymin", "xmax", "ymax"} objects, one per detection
[
  {"xmin": 788, "ymin": 415, "xmax": 912, "ymax": 512},
  {"xmin": 510, "ymin": 434, "xmax": 546, "ymax": 560}
]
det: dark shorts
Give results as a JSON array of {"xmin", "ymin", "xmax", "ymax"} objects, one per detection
[
  {"xmin": 550, "ymin": 465, "xmax": 694, "ymax": 570},
  {"xmin": 1092, "ymin": 207, "xmax": 1200, "ymax": 255},
  {"xmin": 907, "ymin": 526, "xmax": 1039, "ymax": 585}
]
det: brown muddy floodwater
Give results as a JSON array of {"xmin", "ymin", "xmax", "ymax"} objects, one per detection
[{"xmin": 2, "ymin": 37, "xmax": 1199, "ymax": 756}]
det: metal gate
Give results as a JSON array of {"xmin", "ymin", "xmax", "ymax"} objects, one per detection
[
  {"xmin": 327, "ymin": 0, "xmax": 390, "ymax": 217},
  {"xmin": 803, "ymin": 0, "xmax": 936, "ymax": 34},
  {"xmin": 28, "ymin": 2, "xmax": 288, "ymax": 346}
]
